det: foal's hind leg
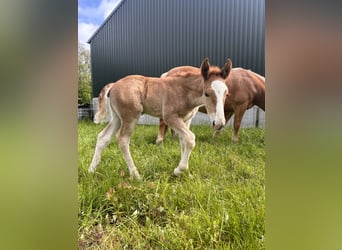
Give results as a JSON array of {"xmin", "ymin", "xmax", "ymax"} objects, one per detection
[
  {"xmin": 88, "ymin": 112, "xmax": 121, "ymax": 172},
  {"xmin": 117, "ymin": 118, "xmax": 141, "ymax": 180}
]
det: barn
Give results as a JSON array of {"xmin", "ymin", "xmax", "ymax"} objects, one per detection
[{"xmin": 87, "ymin": 0, "xmax": 265, "ymax": 127}]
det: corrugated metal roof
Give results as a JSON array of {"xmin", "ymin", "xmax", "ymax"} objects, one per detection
[{"xmin": 88, "ymin": 0, "xmax": 265, "ymax": 97}]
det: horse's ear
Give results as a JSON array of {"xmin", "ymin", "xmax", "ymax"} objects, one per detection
[
  {"xmin": 221, "ymin": 58, "xmax": 232, "ymax": 79},
  {"xmin": 200, "ymin": 58, "xmax": 210, "ymax": 80}
]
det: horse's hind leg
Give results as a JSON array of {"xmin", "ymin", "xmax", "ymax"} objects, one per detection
[
  {"xmin": 88, "ymin": 112, "xmax": 121, "ymax": 172},
  {"xmin": 117, "ymin": 118, "xmax": 141, "ymax": 180}
]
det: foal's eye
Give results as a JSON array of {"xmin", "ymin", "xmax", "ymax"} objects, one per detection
[{"xmin": 204, "ymin": 92, "xmax": 209, "ymax": 97}]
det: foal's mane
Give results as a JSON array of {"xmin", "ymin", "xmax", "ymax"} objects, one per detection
[{"xmin": 206, "ymin": 66, "xmax": 222, "ymax": 78}]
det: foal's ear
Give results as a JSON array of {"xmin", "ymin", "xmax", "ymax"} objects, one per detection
[
  {"xmin": 200, "ymin": 58, "xmax": 210, "ymax": 79},
  {"xmin": 221, "ymin": 58, "xmax": 232, "ymax": 79}
]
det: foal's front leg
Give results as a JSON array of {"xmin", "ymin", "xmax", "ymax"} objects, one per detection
[
  {"xmin": 167, "ymin": 118, "xmax": 196, "ymax": 176},
  {"xmin": 156, "ymin": 118, "xmax": 168, "ymax": 145}
]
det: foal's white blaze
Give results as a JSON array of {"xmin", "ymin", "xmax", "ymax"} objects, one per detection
[{"xmin": 210, "ymin": 80, "xmax": 228, "ymax": 129}]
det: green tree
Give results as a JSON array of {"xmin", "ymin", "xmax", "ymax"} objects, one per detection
[{"xmin": 78, "ymin": 42, "xmax": 92, "ymax": 104}]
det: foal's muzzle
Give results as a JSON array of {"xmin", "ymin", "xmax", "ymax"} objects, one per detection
[{"xmin": 212, "ymin": 120, "xmax": 225, "ymax": 131}]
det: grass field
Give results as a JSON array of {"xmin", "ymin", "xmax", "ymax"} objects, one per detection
[{"xmin": 78, "ymin": 120, "xmax": 265, "ymax": 249}]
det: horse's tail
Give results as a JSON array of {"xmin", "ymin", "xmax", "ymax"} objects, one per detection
[{"xmin": 93, "ymin": 83, "xmax": 114, "ymax": 124}]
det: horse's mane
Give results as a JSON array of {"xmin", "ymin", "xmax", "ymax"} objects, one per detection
[{"xmin": 171, "ymin": 71, "xmax": 198, "ymax": 78}]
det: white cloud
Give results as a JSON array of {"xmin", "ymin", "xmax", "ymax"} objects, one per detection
[
  {"xmin": 78, "ymin": 0, "xmax": 120, "ymax": 23},
  {"xmin": 78, "ymin": 0, "xmax": 121, "ymax": 49},
  {"xmin": 78, "ymin": 5, "xmax": 97, "ymax": 21},
  {"xmin": 78, "ymin": 22, "xmax": 98, "ymax": 47},
  {"xmin": 99, "ymin": 0, "xmax": 121, "ymax": 20}
]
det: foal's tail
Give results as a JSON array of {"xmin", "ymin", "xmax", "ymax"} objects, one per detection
[
  {"xmin": 93, "ymin": 83, "xmax": 114, "ymax": 124},
  {"xmin": 160, "ymin": 71, "xmax": 168, "ymax": 78}
]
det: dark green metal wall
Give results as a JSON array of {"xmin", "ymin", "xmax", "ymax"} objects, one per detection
[{"xmin": 88, "ymin": 0, "xmax": 265, "ymax": 97}]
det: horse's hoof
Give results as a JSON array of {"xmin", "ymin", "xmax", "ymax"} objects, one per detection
[
  {"xmin": 156, "ymin": 138, "xmax": 163, "ymax": 145},
  {"xmin": 231, "ymin": 138, "xmax": 238, "ymax": 144}
]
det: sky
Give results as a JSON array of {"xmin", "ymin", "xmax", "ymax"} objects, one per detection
[{"xmin": 78, "ymin": 0, "xmax": 121, "ymax": 49}]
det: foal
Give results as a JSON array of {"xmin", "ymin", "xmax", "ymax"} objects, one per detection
[
  {"xmin": 88, "ymin": 58, "xmax": 232, "ymax": 179},
  {"xmin": 156, "ymin": 66, "xmax": 265, "ymax": 143}
]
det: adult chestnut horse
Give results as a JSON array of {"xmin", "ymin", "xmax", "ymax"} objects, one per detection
[
  {"xmin": 156, "ymin": 65, "xmax": 265, "ymax": 144},
  {"xmin": 88, "ymin": 58, "xmax": 232, "ymax": 179}
]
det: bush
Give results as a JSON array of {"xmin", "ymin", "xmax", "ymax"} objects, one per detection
[{"xmin": 78, "ymin": 42, "xmax": 92, "ymax": 104}]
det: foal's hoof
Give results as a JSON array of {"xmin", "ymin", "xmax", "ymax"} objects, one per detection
[
  {"xmin": 173, "ymin": 168, "xmax": 184, "ymax": 177},
  {"xmin": 171, "ymin": 172, "xmax": 177, "ymax": 178},
  {"xmin": 130, "ymin": 171, "xmax": 142, "ymax": 181}
]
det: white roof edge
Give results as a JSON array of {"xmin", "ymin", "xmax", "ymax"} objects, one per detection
[{"xmin": 87, "ymin": 0, "xmax": 127, "ymax": 44}]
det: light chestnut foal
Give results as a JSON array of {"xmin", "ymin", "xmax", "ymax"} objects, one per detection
[
  {"xmin": 88, "ymin": 58, "xmax": 232, "ymax": 179},
  {"xmin": 156, "ymin": 66, "xmax": 265, "ymax": 144}
]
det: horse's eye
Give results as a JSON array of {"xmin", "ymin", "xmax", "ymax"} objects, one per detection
[{"xmin": 204, "ymin": 92, "xmax": 209, "ymax": 97}]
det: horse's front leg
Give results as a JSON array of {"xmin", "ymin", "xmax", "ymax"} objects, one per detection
[
  {"xmin": 232, "ymin": 104, "xmax": 247, "ymax": 143},
  {"xmin": 167, "ymin": 117, "xmax": 196, "ymax": 176}
]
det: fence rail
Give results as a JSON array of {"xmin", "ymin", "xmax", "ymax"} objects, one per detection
[
  {"xmin": 136, "ymin": 106, "xmax": 265, "ymax": 128},
  {"xmin": 78, "ymin": 98, "xmax": 265, "ymax": 128}
]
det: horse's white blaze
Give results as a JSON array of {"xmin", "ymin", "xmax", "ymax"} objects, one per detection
[{"xmin": 211, "ymin": 80, "xmax": 228, "ymax": 127}]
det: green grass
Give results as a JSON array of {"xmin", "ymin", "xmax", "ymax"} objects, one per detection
[{"xmin": 78, "ymin": 120, "xmax": 265, "ymax": 249}]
